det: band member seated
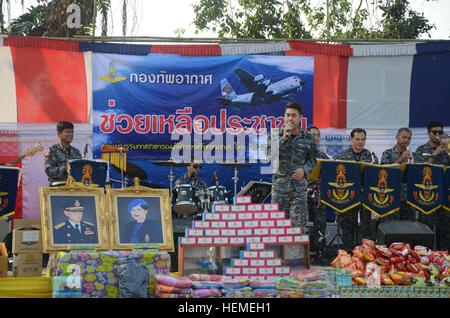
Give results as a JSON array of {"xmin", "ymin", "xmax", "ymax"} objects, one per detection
[
  {"xmin": 414, "ymin": 121, "xmax": 449, "ymax": 165},
  {"xmin": 336, "ymin": 128, "xmax": 379, "ymax": 252},
  {"xmin": 170, "ymin": 156, "xmax": 207, "ymax": 272},
  {"xmin": 380, "ymin": 127, "xmax": 414, "ymax": 221},
  {"xmin": 174, "ymin": 157, "xmax": 207, "ymax": 199},
  {"xmin": 45, "ymin": 121, "xmax": 82, "ymax": 186},
  {"xmin": 414, "ymin": 121, "xmax": 449, "ymax": 251}
]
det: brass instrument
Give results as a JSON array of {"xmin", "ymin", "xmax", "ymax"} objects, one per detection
[
  {"xmin": 438, "ymin": 133, "xmax": 450, "ymax": 155},
  {"xmin": 321, "ymin": 146, "xmax": 333, "ymax": 159}
]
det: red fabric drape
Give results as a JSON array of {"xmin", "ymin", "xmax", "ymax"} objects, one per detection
[
  {"xmin": 288, "ymin": 40, "xmax": 353, "ymax": 57},
  {"xmin": 150, "ymin": 44, "xmax": 221, "ymax": 56},
  {"xmin": 287, "ymin": 41, "xmax": 350, "ymax": 128},
  {"xmin": 11, "ymin": 47, "xmax": 88, "ymax": 123},
  {"xmin": 3, "ymin": 35, "xmax": 80, "ymax": 52}
]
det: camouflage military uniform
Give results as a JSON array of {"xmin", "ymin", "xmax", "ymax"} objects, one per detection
[
  {"xmin": 414, "ymin": 142, "xmax": 450, "ymax": 166},
  {"xmin": 335, "ymin": 148, "xmax": 379, "ymax": 251},
  {"xmin": 266, "ymin": 127, "xmax": 317, "ymax": 229},
  {"xmin": 307, "ymin": 148, "xmax": 329, "ymax": 252},
  {"xmin": 45, "ymin": 143, "xmax": 82, "ymax": 185},
  {"xmin": 414, "ymin": 142, "xmax": 449, "ymax": 250},
  {"xmin": 380, "ymin": 145, "xmax": 413, "ymax": 221}
]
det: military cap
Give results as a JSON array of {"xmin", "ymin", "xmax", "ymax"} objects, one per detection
[{"xmin": 63, "ymin": 199, "xmax": 84, "ymax": 212}]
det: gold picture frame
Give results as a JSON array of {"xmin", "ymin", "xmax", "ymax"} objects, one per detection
[
  {"xmin": 39, "ymin": 180, "xmax": 109, "ymax": 253},
  {"xmin": 106, "ymin": 178, "xmax": 174, "ymax": 252}
]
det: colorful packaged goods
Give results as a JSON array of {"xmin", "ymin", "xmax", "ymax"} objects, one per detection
[{"xmin": 330, "ymin": 238, "xmax": 449, "ymax": 287}]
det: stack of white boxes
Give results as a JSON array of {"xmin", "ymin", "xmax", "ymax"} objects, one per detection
[{"xmin": 179, "ymin": 196, "xmax": 309, "ymax": 277}]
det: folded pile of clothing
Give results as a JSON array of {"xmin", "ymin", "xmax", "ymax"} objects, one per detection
[
  {"xmin": 249, "ymin": 279, "xmax": 278, "ymax": 298},
  {"xmin": 189, "ymin": 274, "xmax": 225, "ymax": 298},
  {"xmin": 221, "ymin": 277, "xmax": 252, "ymax": 298},
  {"xmin": 154, "ymin": 274, "xmax": 193, "ymax": 298}
]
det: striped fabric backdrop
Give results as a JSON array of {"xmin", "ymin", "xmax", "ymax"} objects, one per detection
[{"xmin": 0, "ymin": 35, "xmax": 449, "ymax": 220}]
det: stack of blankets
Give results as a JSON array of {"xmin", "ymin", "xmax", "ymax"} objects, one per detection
[
  {"xmin": 155, "ymin": 274, "xmax": 226, "ymax": 298},
  {"xmin": 189, "ymin": 274, "xmax": 224, "ymax": 298},
  {"xmin": 154, "ymin": 274, "xmax": 280, "ymax": 298},
  {"xmin": 221, "ymin": 277, "xmax": 278, "ymax": 298},
  {"xmin": 154, "ymin": 274, "xmax": 193, "ymax": 298}
]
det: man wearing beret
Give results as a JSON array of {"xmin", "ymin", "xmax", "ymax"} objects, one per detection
[{"xmin": 53, "ymin": 199, "xmax": 98, "ymax": 244}]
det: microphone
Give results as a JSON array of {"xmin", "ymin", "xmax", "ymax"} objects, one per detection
[
  {"xmin": 284, "ymin": 122, "xmax": 293, "ymax": 143},
  {"xmin": 83, "ymin": 144, "xmax": 88, "ymax": 159}
]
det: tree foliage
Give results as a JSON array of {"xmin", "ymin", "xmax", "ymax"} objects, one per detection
[
  {"xmin": 2, "ymin": 0, "xmax": 111, "ymax": 37},
  {"xmin": 192, "ymin": 0, "xmax": 436, "ymax": 40}
]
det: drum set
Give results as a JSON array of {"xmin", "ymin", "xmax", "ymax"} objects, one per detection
[
  {"xmin": 103, "ymin": 153, "xmax": 252, "ymax": 222},
  {"xmin": 152, "ymin": 160, "xmax": 240, "ymax": 216}
]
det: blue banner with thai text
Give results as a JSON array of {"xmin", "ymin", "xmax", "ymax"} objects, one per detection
[{"xmin": 92, "ymin": 54, "xmax": 314, "ymax": 161}]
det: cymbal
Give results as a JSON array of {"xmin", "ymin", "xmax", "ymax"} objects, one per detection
[
  {"xmin": 153, "ymin": 160, "xmax": 190, "ymax": 167},
  {"xmin": 112, "ymin": 161, "xmax": 148, "ymax": 180},
  {"xmin": 219, "ymin": 161, "xmax": 251, "ymax": 168}
]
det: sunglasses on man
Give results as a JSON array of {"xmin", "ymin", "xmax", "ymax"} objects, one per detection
[
  {"xmin": 192, "ymin": 165, "xmax": 202, "ymax": 169},
  {"xmin": 431, "ymin": 130, "xmax": 444, "ymax": 135}
]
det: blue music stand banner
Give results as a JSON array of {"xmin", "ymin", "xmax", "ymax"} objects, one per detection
[
  {"xmin": 362, "ymin": 164, "xmax": 401, "ymax": 218},
  {"xmin": 68, "ymin": 160, "xmax": 108, "ymax": 188},
  {"xmin": 407, "ymin": 163, "xmax": 443, "ymax": 215},
  {"xmin": 320, "ymin": 160, "xmax": 362, "ymax": 213},
  {"xmin": 0, "ymin": 167, "xmax": 21, "ymax": 218},
  {"xmin": 444, "ymin": 167, "xmax": 450, "ymax": 212}
]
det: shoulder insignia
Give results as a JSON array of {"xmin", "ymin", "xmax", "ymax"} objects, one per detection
[
  {"xmin": 54, "ymin": 222, "xmax": 66, "ymax": 230},
  {"xmin": 83, "ymin": 221, "xmax": 94, "ymax": 226}
]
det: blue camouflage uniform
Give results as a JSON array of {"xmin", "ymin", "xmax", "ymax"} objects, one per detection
[
  {"xmin": 380, "ymin": 145, "xmax": 414, "ymax": 221},
  {"xmin": 414, "ymin": 142, "xmax": 449, "ymax": 250},
  {"xmin": 266, "ymin": 127, "xmax": 317, "ymax": 229},
  {"xmin": 335, "ymin": 148, "xmax": 379, "ymax": 251},
  {"xmin": 45, "ymin": 143, "xmax": 82, "ymax": 185}
]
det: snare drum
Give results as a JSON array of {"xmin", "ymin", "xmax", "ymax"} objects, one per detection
[
  {"xmin": 206, "ymin": 185, "xmax": 228, "ymax": 211},
  {"xmin": 173, "ymin": 184, "xmax": 199, "ymax": 214}
]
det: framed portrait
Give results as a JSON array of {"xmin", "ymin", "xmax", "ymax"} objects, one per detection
[
  {"xmin": 39, "ymin": 184, "xmax": 108, "ymax": 253},
  {"xmin": 107, "ymin": 181, "xmax": 174, "ymax": 252}
]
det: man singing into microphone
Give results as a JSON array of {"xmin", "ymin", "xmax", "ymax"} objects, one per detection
[
  {"xmin": 266, "ymin": 101, "xmax": 317, "ymax": 229},
  {"xmin": 45, "ymin": 121, "xmax": 82, "ymax": 186}
]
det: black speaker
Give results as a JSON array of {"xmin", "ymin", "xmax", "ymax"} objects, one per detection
[
  {"xmin": 377, "ymin": 220, "xmax": 434, "ymax": 249},
  {"xmin": 237, "ymin": 181, "xmax": 272, "ymax": 204}
]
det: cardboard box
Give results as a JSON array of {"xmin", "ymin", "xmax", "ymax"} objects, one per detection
[
  {"xmin": 179, "ymin": 237, "xmax": 196, "ymax": 245},
  {"xmin": 229, "ymin": 237, "xmax": 245, "ymax": 245},
  {"xmin": 220, "ymin": 213, "xmax": 237, "ymax": 220},
  {"xmin": 12, "ymin": 226, "xmax": 43, "ymax": 254},
  {"xmin": 203, "ymin": 213, "xmax": 220, "ymax": 221},
  {"xmin": 0, "ymin": 243, "xmax": 8, "ymax": 278},
  {"xmin": 13, "ymin": 219, "xmax": 41, "ymax": 230},
  {"xmin": 13, "ymin": 253, "xmax": 42, "ymax": 277}
]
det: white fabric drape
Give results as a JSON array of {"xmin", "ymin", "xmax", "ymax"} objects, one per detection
[
  {"xmin": 351, "ymin": 43, "xmax": 418, "ymax": 56},
  {"xmin": 220, "ymin": 42, "xmax": 291, "ymax": 55}
]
